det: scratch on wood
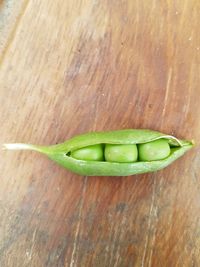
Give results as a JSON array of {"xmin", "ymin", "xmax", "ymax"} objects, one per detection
[
  {"xmin": 106, "ymin": 90, "xmax": 112, "ymax": 109},
  {"xmin": 103, "ymin": 204, "xmax": 126, "ymax": 266},
  {"xmin": 133, "ymin": 0, "xmax": 139, "ymax": 46},
  {"xmin": 70, "ymin": 1, "xmax": 108, "ymax": 41},
  {"xmin": 147, "ymin": 176, "xmax": 164, "ymax": 267},
  {"xmin": 178, "ymin": 0, "xmax": 188, "ymax": 29},
  {"xmin": 151, "ymin": 0, "xmax": 156, "ymax": 12},
  {"xmin": 183, "ymin": 63, "xmax": 194, "ymax": 117},
  {"xmin": 113, "ymin": 252, "xmax": 120, "ymax": 267},
  {"xmin": 109, "ymin": 226, "xmax": 119, "ymax": 265},
  {"xmin": 0, "ymin": 0, "xmax": 30, "ymax": 66},
  {"xmin": 26, "ymin": 228, "xmax": 37, "ymax": 261},
  {"xmin": 103, "ymin": 215, "xmax": 114, "ymax": 266},
  {"xmin": 108, "ymin": 219, "xmax": 121, "ymax": 266},
  {"xmin": 69, "ymin": 176, "xmax": 87, "ymax": 267},
  {"xmin": 193, "ymin": 171, "xmax": 200, "ymax": 188},
  {"xmin": 141, "ymin": 177, "xmax": 157, "ymax": 267},
  {"xmin": 113, "ymin": 215, "xmax": 127, "ymax": 267},
  {"xmin": 92, "ymin": 96, "xmax": 100, "ymax": 130},
  {"xmin": 147, "ymin": 205, "xmax": 158, "ymax": 267},
  {"xmin": 162, "ymin": 67, "xmax": 172, "ymax": 119}
]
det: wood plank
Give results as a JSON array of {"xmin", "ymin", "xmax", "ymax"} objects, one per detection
[{"xmin": 0, "ymin": 0, "xmax": 200, "ymax": 266}]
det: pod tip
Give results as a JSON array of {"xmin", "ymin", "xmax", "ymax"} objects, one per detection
[
  {"xmin": 2, "ymin": 144, "xmax": 8, "ymax": 150},
  {"xmin": 191, "ymin": 139, "xmax": 195, "ymax": 145},
  {"xmin": 2, "ymin": 143, "xmax": 15, "ymax": 150},
  {"xmin": 2, "ymin": 143, "xmax": 49, "ymax": 154},
  {"xmin": 2, "ymin": 143, "xmax": 34, "ymax": 151}
]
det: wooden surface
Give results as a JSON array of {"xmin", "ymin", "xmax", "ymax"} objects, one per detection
[{"xmin": 0, "ymin": 0, "xmax": 200, "ymax": 266}]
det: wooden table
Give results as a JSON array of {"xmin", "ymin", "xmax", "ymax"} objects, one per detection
[{"xmin": 0, "ymin": 1, "xmax": 199, "ymax": 266}]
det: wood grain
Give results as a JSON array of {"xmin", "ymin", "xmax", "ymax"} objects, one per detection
[{"xmin": 0, "ymin": 0, "xmax": 200, "ymax": 266}]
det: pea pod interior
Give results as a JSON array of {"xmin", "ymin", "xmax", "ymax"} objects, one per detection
[{"xmin": 42, "ymin": 129, "xmax": 194, "ymax": 176}]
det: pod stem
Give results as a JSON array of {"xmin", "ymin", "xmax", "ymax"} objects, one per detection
[{"xmin": 2, "ymin": 143, "xmax": 49, "ymax": 154}]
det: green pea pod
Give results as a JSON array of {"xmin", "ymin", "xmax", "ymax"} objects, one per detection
[{"xmin": 3, "ymin": 129, "xmax": 194, "ymax": 176}]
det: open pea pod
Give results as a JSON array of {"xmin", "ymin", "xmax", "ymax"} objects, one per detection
[{"xmin": 3, "ymin": 129, "xmax": 194, "ymax": 176}]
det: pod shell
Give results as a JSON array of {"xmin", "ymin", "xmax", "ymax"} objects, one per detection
[{"xmin": 38, "ymin": 129, "xmax": 193, "ymax": 176}]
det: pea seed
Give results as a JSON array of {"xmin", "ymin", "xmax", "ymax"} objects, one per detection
[
  {"xmin": 138, "ymin": 139, "xmax": 170, "ymax": 161},
  {"xmin": 105, "ymin": 144, "xmax": 138, "ymax": 163},
  {"xmin": 71, "ymin": 144, "xmax": 104, "ymax": 161}
]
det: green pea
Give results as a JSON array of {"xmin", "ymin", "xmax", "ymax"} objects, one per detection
[
  {"xmin": 105, "ymin": 144, "xmax": 138, "ymax": 163},
  {"xmin": 71, "ymin": 144, "xmax": 104, "ymax": 161},
  {"xmin": 138, "ymin": 139, "xmax": 170, "ymax": 161}
]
